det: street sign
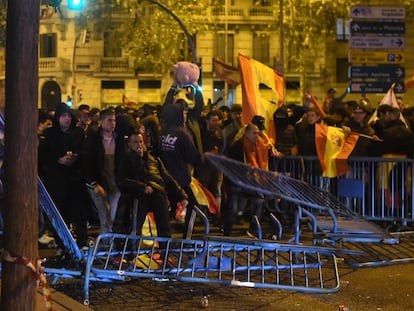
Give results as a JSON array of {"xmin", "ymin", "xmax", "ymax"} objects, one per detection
[
  {"xmin": 350, "ymin": 51, "xmax": 404, "ymax": 64},
  {"xmin": 350, "ymin": 21, "xmax": 405, "ymax": 35},
  {"xmin": 350, "ymin": 6, "xmax": 405, "ymax": 19},
  {"xmin": 350, "ymin": 81, "xmax": 405, "ymax": 94},
  {"xmin": 350, "ymin": 36, "xmax": 405, "ymax": 49},
  {"xmin": 350, "ymin": 66, "xmax": 405, "ymax": 79}
]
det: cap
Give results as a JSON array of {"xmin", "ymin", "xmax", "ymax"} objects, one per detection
[
  {"xmin": 354, "ymin": 98, "xmax": 371, "ymax": 114},
  {"xmin": 230, "ymin": 104, "xmax": 242, "ymax": 113},
  {"xmin": 78, "ymin": 104, "xmax": 90, "ymax": 111},
  {"xmin": 251, "ymin": 115, "xmax": 266, "ymax": 130}
]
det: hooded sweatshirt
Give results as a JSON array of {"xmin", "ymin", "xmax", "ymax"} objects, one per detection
[{"xmin": 160, "ymin": 103, "xmax": 201, "ymax": 187}]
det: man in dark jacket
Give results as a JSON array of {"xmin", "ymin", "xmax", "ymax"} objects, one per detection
[
  {"xmin": 40, "ymin": 103, "xmax": 88, "ymax": 247},
  {"xmin": 83, "ymin": 108, "xmax": 125, "ymax": 234},
  {"xmin": 115, "ymin": 132, "xmax": 188, "ymax": 237}
]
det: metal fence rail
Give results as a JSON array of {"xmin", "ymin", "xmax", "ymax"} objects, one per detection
[
  {"xmin": 37, "ymin": 174, "xmax": 347, "ymax": 305},
  {"xmin": 276, "ymin": 156, "xmax": 414, "ymax": 227},
  {"xmin": 206, "ymin": 153, "xmax": 395, "ymax": 244},
  {"xmin": 89, "ymin": 234, "xmax": 343, "ymax": 294}
]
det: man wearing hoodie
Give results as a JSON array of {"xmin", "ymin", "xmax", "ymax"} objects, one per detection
[
  {"xmin": 39, "ymin": 103, "xmax": 88, "ymax": 247},
  {"xmin": 160, "ymin": 101, "xmax": 201, "ymax": 237}
]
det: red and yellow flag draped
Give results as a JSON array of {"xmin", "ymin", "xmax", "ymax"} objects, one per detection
[
  {"xmin": 238, "ymin": 54, "xmax": 284, "ymax": 144},
  {"xmin": 315, "ymin": 124, "xmax": 359, "ymax": 178}
]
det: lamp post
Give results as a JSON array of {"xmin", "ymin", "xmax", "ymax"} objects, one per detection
[
  {"xmin": 147, "ymin": 0, "xmax": 197, "ymax": 64},
  {"xmin": 71, "ymin": 30, "xmax": 83, "ymax": 107}
]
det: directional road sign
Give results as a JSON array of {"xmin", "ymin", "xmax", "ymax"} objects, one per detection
[
  {"xmin": 350, "ymin": 51, "xmax": 404, "ymax": 64},
  {"xmin": 350, "ymin": 21, "xmax": 405, "ymax": 35},
  {"xmin": 350, "ymin": 66, "xmax": 405, "ymax": 79},
  {"xmin": 350, "ymin": 6, "xmax": 405, "ymax": 19},
  {"xmin": 350, "ymin": 36, "xmax": 405, "ymax": 49},
  {"xmin": 349, "ymin": 81, "xmax": 405, "ymax": 94}
]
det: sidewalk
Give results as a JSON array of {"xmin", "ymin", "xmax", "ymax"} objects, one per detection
[{"xmin": 36, "ymin": 288, "xmax": 91, "ymax": 311}]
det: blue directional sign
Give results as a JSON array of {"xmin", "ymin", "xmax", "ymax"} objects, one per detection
[
  {"xmin": 350, "ymin": 21, "xmax": 405, "ymax": 35},
  {"xmin": 350, "ymin": 6, "xmax": 405, "ymax": 19},
  {"xmin": 350, "ymin": 66, "xmax": 405, "ymax": 79},
  {"xmin": 350, "ymin": 36, "xmax": 405, "ymax": 49},
  {"xmin": 350, "ymin": 81, "xmax": 405, "ymax": 94}
]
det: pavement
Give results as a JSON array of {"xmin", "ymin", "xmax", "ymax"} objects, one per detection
[
  {"xmin": 36, "ymin": 288, "xmax": 91, "ymax": 311},
  {"xmin": 9, "ymin": 219, "xmax": 414, "ymax": 310}
]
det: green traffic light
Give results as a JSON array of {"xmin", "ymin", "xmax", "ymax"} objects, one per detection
[{"xmin": 68, "ymin": 0, "xmax": 84, "ymax": 10}]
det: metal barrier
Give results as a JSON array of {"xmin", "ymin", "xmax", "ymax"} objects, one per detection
[
  {"xmin": 276, "ymin": 156, "xmax": 414, "ymax": 228},
  {"xmin": 89, "ymin": 234, "xmax": 344, "ymax": 295},
  {"xmin": 37, "ymin": 177, "xmax": 348, "ymax": 305},
  {"xmin": 206, "ymin": 153, "xmax": 395, "ymax": 241}
]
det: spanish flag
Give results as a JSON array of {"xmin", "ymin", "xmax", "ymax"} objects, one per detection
[
  {"xmin": 315, "ymin": 124, "xmax": 359, "ymax": 178},
  {"xmin": 213, "ymin": 57, "xmax": 241, "ymax": 87},
  {"xmin": 405, "ymin": 75, "xmax": 414, "ymax": 91},
  {"xmin": 238, "ymin": 54, "xmax": 284, "ymax": 143}
]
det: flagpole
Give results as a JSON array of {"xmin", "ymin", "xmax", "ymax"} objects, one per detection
[
  {"xmin": 278, "ymin": 0, "xmax": 285, "ymax": 103},
  {"xmin": 224, "ymin": 0, "xmax": 229, "ymax": 106}
]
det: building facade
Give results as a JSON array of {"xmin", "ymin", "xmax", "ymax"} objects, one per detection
[{"xmin": 1, "ymin": 0, "xmax": 413, "ymax": 111}]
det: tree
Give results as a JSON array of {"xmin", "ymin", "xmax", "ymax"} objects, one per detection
[
  {"xmin": 1, "ymin": 0, "xmax": 39, "ymax": 309},
  {"xmin": 84, "ymin": 0, "xmax": 214, "ymax": 74}
]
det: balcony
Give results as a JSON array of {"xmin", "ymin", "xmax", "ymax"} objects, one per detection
[
  {"xmin": 101, "ymin": 57, "xmax": 130, "ymax": 71},
  {"xmin": 39, "ymin": 57, "xmax": 70, "ymax": 76}
]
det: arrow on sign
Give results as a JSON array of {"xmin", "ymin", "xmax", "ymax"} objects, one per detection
[{"xmin": 350, "ymin": 36, "xmax": 405, "ymax": 49}]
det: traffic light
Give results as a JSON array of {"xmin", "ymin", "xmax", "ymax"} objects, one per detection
[
  {"xmin": 78, "ymin": 89, "xmax": 83, "ymax": 102},
  {"xmin": 66, "ymin": 96, "xmax": 73, "ymax": 107},
  {"xmin": 81, "ymin": 30, "xmax": 91, "ymax": 44},
  {"xmin": 68, "ymin": 0, "xmax": 84, "ymax": 10}
]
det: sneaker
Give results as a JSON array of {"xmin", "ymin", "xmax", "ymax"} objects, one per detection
[{"xmin": 38, "ymin": 233, "xmax": 55, "ymax": 245}]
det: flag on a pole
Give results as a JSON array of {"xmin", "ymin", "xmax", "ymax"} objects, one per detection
[
  {"xmin": 238, "ymin": 54, "xmax": 284, "ymax": 143},
  {"xmin": 213, "ymin": 57, "xmax": 241, "ymax": 87},
  {"xmin": 315, "ymin": 124, "xmax": 359, "ymax": 178},
  {"xmin": 305, "ymin": 91, "xmax": 327, "ymax": 119}
]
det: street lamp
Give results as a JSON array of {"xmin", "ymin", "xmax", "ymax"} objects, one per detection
[{"xmin": 146, "ymin": 0, "xmax": 197, "ymax": 65}]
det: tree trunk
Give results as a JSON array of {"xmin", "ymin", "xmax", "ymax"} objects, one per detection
[{"xmin": 1, "ymin": 0, "xmax": 40, "ymax": 310}]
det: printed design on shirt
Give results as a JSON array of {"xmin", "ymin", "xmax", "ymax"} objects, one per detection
[{"xmin": 161, "ymin": 134, "xmax": 178, "ymax": 151}]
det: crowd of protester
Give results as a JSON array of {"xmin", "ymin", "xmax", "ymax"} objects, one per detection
[{"xmin": 37, "ymin": 87, "xmax": 414, "ymax": 249}]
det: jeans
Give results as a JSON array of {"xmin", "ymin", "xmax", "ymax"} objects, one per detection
[{"xmin": 87, "ymin": 187, "xmax": 111, "ymax": 234}]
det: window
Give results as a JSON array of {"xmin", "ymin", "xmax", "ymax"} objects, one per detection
[
  {"xmin": 101, "ymin": 80, "xmax": 125, "ymax": 107},
  {"xmin": 215, "ymin": 33, "xmax": 234, "ymax": 65},
  {"xmin": 139, "ymin": 80, "xmax": 161, "ymax": 89},
  {"xmin": 39, "ymin": 33, "xmax": 57, "ymax": 58},
  {"xmin": 104, "ymin": 32, "xmax": 122, "ymax": 57},
  {"xmin": 138, "ymin": 80, "xmax": 162, "ymax": 104},
  {"xmin": 253, "ymin": 33, "xmax": 270, "ymax": 65},
  {"xmin": 102, "ymin": 81, "xmax": 125, "ymax": 89},
  {"xmin": 286, "ymin": 79, "xmax": 300, "ymax": 90},
  {"xmin": 336, "ymin": 58, "xmax": 349, "ymax": 83},
  {"xmin": 253, "ymin": 0, "xmax": 272, "ymax": 6},
  {"xmin": 336, "ymin": 18, "xmax": 350, "ymax": 41}
]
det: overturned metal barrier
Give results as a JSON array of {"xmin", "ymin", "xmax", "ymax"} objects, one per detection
[
  {"xmin": 37, "ymin": 177, "xmax": 350, "ymax": 305},
  {"xmin": 88, "ymin": 234, "xmax": 344, "ymax": 294},
  {"xmin": 204, "ymin": 153, "xmax": 414, "ymax": 269}
]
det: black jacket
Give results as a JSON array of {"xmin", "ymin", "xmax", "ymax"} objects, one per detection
[
  {"xmin": 83, "ymin": 127, "xmax": 126, "ymax": 186},
  {"xmin": 116, "ymin": 150, "xmax": 188, "ymax": 203}
]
